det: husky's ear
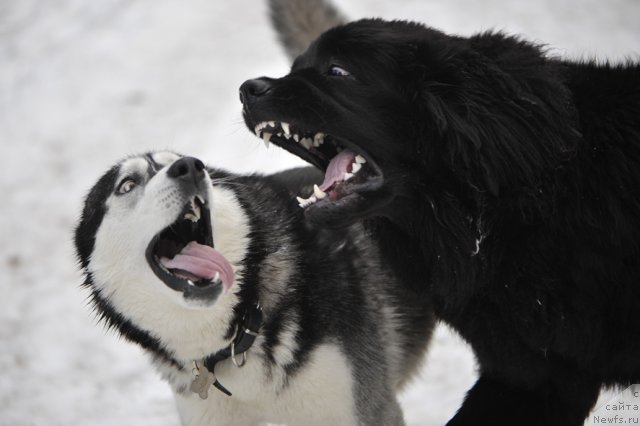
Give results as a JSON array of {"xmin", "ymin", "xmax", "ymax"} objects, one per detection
[
  {"xmin": 269, "ymin": 0, "xmax": 346, "ymax": 60},
  {"xmin": 414, "ymin": 34, "xmax": 578, "ymax": 198}
]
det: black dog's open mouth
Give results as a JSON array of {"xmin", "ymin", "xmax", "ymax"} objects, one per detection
[
  {"xmin": 145, "ymin": 195, "xmax": 233, "ymax": 301},
  {"xmin": 252, "ymin": 120, "xmax": 384, "ymax": 209}
]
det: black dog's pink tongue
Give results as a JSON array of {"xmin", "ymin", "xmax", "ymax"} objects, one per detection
[
  {"xmin": 319, "ymin": 149, "xmax": 357, "ymax": 191},
  {"xmin": 160, "ymin": 242, "xmax": 234, "ymax": 291}
]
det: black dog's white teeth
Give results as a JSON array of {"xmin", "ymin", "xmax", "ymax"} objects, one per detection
[
  {"xmin": 254, "ymin": 121, "xmax": 281, "ymax": 137},
  {"xmin": 343, "ymin": 155, "xmax": 367, "ymax": 182},
  {"xmin": 300, "ymin": 137, "xmax": 312, "ymax": 150},
  {"xmin": 313, "ymin": 133, "xmax": 325, "ymax": 147},
  {"xmin": 314, "ymin": 184, "xmax": 327, "ymax": 199},
  {"xmin": 295, "ymin": 156, "xmax": 369, "ymax": 208},
  {"xmin": 254, "ymin": 120, "xmax": 326, "ymax": 153},
  {"xmin": 263, "ymin": 132, "xmax": 272, "ymax": 148},
  {"xmin": 297, "ymin": 195, "xmax": 317, "ymax": 208},
  {"xmin": 253, "ymin": 122, "xmax": 266, "ymax": 136},
  {"xmin": 296, "ymin": 185, "xmax": 327, "ymax": 208},
  {"xmin": 348, "ymin": 155, "xmax": 367, "ymax": 179},
  {"xmin": 255, "ymin": 121, "xmax": 280, "ymax": 148}
]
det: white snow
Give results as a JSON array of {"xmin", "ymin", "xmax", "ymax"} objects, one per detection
[{"xmin": 1, "ymin": 0, "xmax": 637, "ymax": 425}]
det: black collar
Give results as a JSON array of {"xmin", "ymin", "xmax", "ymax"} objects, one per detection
[{"xmin": 192, "ymin": 303, "xmax": 263, "ymax": 397}]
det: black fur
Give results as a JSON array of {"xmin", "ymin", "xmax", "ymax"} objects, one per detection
[{"xmin": 241, "ymin": 18, "xmax": 640, "ymax": 425}]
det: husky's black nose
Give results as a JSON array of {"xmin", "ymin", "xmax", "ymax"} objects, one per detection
[
  {"xmin": 239, "ymin": 78, "xmax": 273, "ymax": 104},
  {"xmin": 167, "ymin": 157, "xmax": 205, "ymax": 185}
]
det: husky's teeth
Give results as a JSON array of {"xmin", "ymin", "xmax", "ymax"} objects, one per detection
[
  {"xmin": 214, "ymin": 271, "xmax": 220, "ymax": 282},
  {"xmin": 188, "ymin": 280, "xmax": 194, "ymax": 286},
  {"xmin": 254, "ymin": 125, "xmax": 261, "ymax": 136},
  {"xmin": 268, "ymin": 121, "xmax": 275, "ymax": 128},
  {"xmin": 284, "ymin": 133, "xmax": 292, "ymax": 139},
  {"xmin": 296, "ymin": 196, "xmax": 306, "ymax": 204},
  {"xmin": 277, "ymin": 132, "xmax": 282, "ymax": 137},
  {"xmin": 313, "ymin": 184, "xmax": 327, "ymax": 199},
  {"xmin": 293, "ymin": 134, "xmax": 300, "ymax": 142},
  {"xmin": 300, "ymin": 138, "xmax": 312, "ymax": 150},
  {"xmin": 282, "ymin": 122, "xmax": 290, "ymax": 135},
  {"xmin": 351, "ymin": 162, "xmax": 362, "ymax": 173},
  {"xmin": 343, "ymin": 172, "xmax": 353, "ymax": 180},
  {"xmin": 185, "ymin": 196, "xmax": 202, "ymax": 222},
  {"xmin": 355, "ymin": 155, "xmax": 366, "ymax": 164},
  {"xmin": 263, "ymin": 132, "xmax": 272, "ymax": 148}
]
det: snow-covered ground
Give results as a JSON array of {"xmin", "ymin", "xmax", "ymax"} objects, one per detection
[{"xmin": 1, "ymin": 0, "xmax": 638, "ymax": 425}]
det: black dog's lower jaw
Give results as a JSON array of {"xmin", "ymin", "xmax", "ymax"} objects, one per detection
[{"xmin": 242, "ymin": 12, "xmax": 640, "ymax": 426}]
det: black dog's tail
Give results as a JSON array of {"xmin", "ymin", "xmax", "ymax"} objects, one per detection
[{"xmin": 268, "ymin": 0, "xmax": 346, "ymax": 60}]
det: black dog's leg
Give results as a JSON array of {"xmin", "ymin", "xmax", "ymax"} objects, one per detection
[{"xmin": 446, "ymin": 375, "xmax": 600, "ymax": 426}]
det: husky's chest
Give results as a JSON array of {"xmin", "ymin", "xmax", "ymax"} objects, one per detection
[{"xmin": 161, "ymin": 342, "xmax": 359, "ymax": 426}]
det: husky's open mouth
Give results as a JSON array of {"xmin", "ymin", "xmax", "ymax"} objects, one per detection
[
  {"xmin": 145, "ymin": 195, "xmax": 234, "ymax": 301},
  {"xmin": 252, "ymin": 120, "xmax": 384, "ymax": 209}
]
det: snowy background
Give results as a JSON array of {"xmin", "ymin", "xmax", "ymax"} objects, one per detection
[{"xmin": 1, "ymin": 0, "xmax": 638, "ymax": 425}]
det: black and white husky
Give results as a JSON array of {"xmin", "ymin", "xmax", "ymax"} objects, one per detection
[{"xmin": 74, "ymin": 151, "xmax": 434, "ymax": 426}]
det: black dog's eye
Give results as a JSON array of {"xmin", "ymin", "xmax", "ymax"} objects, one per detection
[
  {"xmin": 328, "ymin": 65, "xmax": 351, "ymax": 77},
  {"xmin": 116, "ymin": 178, "xmax": 137, "ymax": 195}
]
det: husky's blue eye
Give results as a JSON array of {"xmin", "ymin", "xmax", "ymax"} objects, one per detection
[
  {"xmin": 117, "ymin": 179, "xmax": 137, "ymax": 195},
  {"xmin": 328, "ymin": 65, "xmax": 350, "ymax": 77}
]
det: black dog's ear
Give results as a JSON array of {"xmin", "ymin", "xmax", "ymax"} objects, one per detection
[{"xmin": 416, "ymin": 34, "xmax": 578, "ymax": 197}]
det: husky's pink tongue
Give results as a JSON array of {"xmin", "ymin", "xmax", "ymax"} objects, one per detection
[
  {"xmin": 160, "ymin": 242, "xmax": 234, "ymax": 291},
  {"xmin": 319, "ymin": 149, "xmax": 357, "ymax": 191}
]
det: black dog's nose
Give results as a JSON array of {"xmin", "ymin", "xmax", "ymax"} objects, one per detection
[
  {"xmin": 167, "ymin": 157, "xmax": 205, "ymax": 185},
  {"xmin": 239, "ymin": 78, "xmax": 273, "ymax": 104}
]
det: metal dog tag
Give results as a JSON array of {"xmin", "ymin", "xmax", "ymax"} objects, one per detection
[{"xmin": 191, "ymin": 363, "xmax": 216, "ymax": 400}]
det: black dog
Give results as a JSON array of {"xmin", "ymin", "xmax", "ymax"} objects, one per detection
[{"xmin": 240, "ymin": 14, "xmax": 640, "ymax": 426}]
